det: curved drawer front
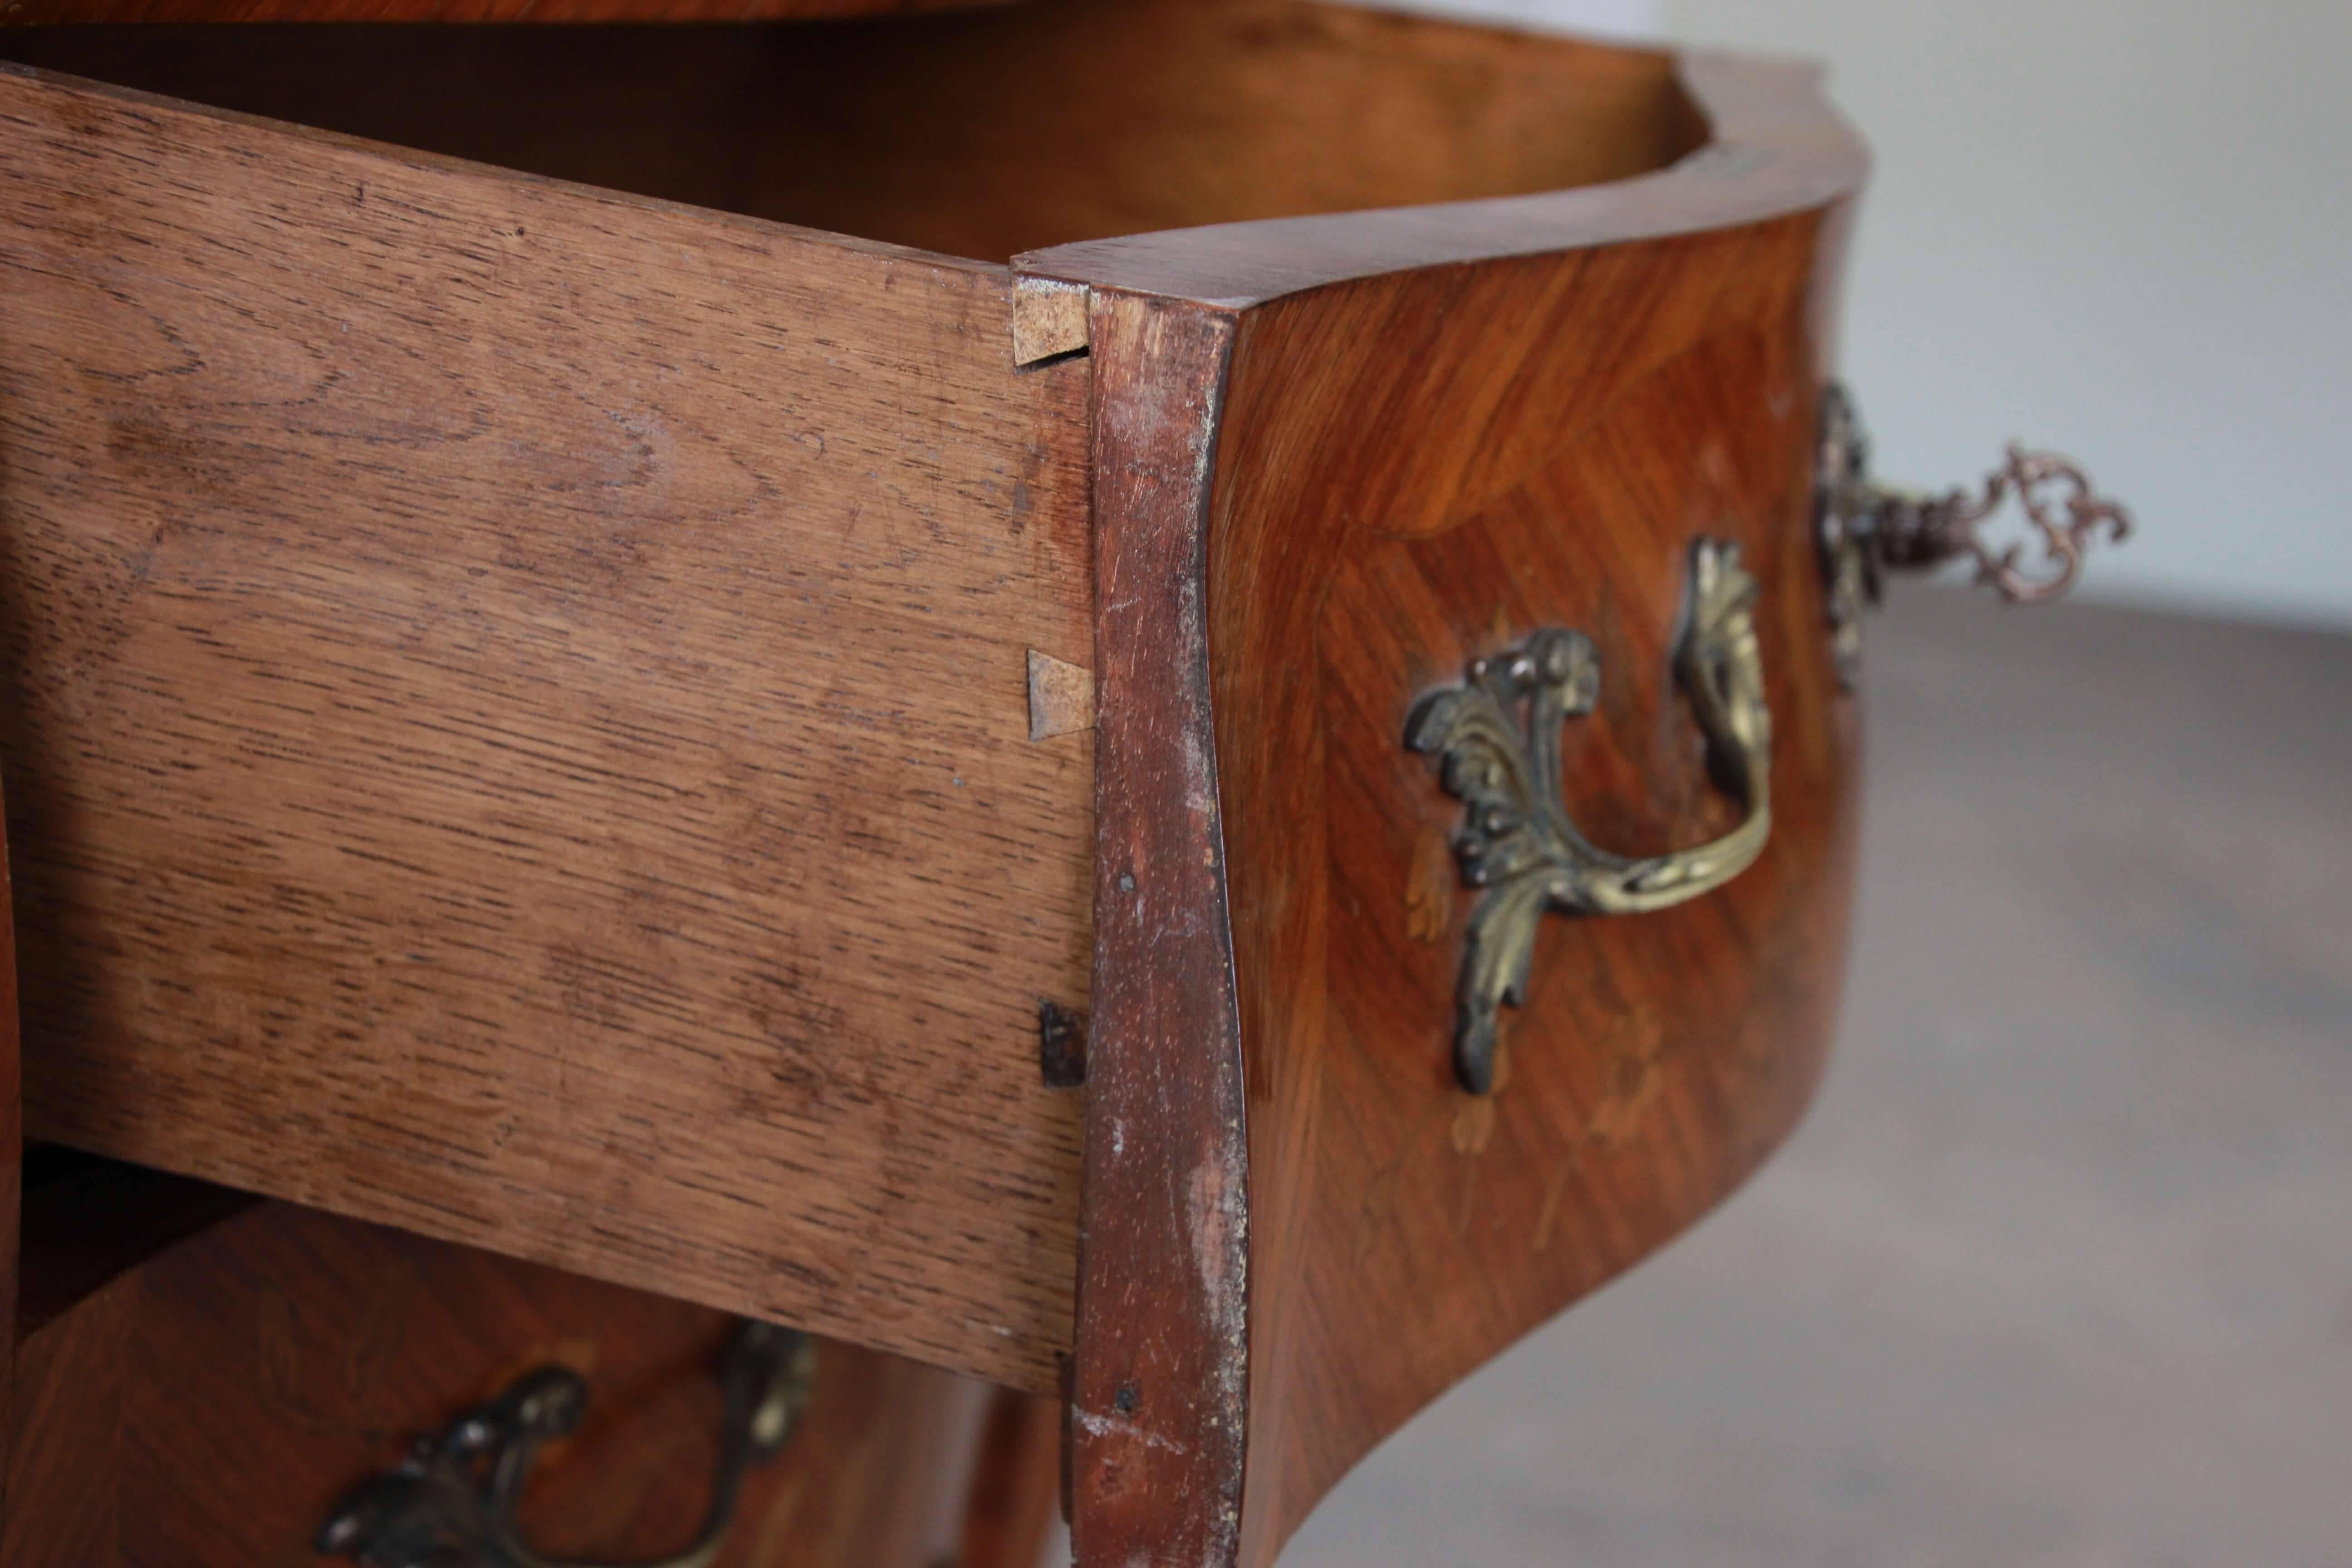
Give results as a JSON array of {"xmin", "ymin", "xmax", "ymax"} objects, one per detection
[
  {"xmin": 1063, "ymin": 245, "xmax": 1862, "ymax": 1565},
  {"xmin": 1211, "ymin": 232, "xmax": 1859, "ymax": 1558},
  {"xmin": 1032, "ymin": 47, "xmax": 1867, "ymax": 1568}
]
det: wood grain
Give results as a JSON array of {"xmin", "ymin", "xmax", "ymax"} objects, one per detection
[
  {"xmin": 1068, "ymin": 291, "xmax": 1248, "ymax": 1568},
  {"xmin": 0, "ymin": 0, "xmax": 1701, "ymax": 265},
  {"xmin": 5, "ymin": 1173, "xmax": 1055, "ymax": 1568},
  {"xmin": 1058, "ymin": 49, "xmax": 1867, "ymax": 1568},
  {"xmin": 956, "ymin": 1385, "xmax": 1066, "ymax": 1568},
  {"xmin": 0, "ymin": 62, "xmax": 1094, "ymax": 1392},
  {"xmin": 1212, "ymin": 222, "xmax": 1860, "ymax": 1565}
]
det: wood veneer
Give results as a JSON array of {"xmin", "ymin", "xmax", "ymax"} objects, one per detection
[
  {"xmin": 1029, "ymin": 44, "xmax": 1868, "ymax": 1568},
  {"xmin": 1215, "ymin": 224, "xmax": 1859, "ymax": 1562},
  {"xmin": 4, "ymin": 1168, "xmax": 1054, "ymax": 1567},
  {"xmin": 956, "ymin": 1382, "xmax": 1065, "ymax": 1568}
]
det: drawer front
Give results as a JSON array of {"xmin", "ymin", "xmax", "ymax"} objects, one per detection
[
  {"xmin": 1029, "ymin": 51, "xmax": 1869, "ymax": 1565},
  {"xmin": 0, "ymin": 63, "xmax": 1091, "ymax": 1391},
  {"xmin": 1210, "ymin": 230, "xmax": 1857, "ymax": 1558},
  {"xmin": 6, "ymin": 1184, "xmax": 1056, "ymax": 1568}
]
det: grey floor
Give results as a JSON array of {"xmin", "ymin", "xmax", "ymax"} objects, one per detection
[{"xmin": 1274, "ymin": 587, "xmax": 2352, "ymax": 1567}]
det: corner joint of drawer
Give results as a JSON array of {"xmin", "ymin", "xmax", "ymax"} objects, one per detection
[
  {"xmin": 1027, "ymin": 649, "xmax": 1096, "ymax": 741},
  {"xmin": 1011, "ymin": 277, "xmax": 1090, "ymax": 367}
]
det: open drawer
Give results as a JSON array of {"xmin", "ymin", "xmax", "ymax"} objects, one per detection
[
  {"xmin": 5, "ymin": 1151, "xmax": 1060, "ymax": 1567},
  {"xmin": 0, "ymin": 5, "xmax": 1899, "ymax": 1562}
]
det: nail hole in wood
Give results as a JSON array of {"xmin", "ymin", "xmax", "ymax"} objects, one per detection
[{"xmin": 1039, "ymin": 999, "xmax": 1088, "ymax": 1088}]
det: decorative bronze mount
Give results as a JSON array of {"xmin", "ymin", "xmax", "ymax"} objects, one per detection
[
  {"xmin": 316, "ymin": 1319, "xmax": 814, "ymax": 1568},
  {"xmin": 1408, "ymin": 539, "xmax": 1771, "ymax": 1095},
  {"xmin": 1816, "ymin": 382, "xmax": 2132, "ymax": 686}
]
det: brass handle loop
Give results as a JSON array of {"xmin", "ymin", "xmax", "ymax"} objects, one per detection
[
  {"xmin": 316, "ymin": 1320, "xmax": 815, "ymax": 1568},
  {"xmin": 1408, "ymin": 538, "xmax": 1771, "ymax": 1095}
]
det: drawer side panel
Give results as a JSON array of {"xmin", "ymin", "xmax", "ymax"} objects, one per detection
[{"xmin": 0, "ymin": 66, "xmax": 1092, "ymax": 1391}]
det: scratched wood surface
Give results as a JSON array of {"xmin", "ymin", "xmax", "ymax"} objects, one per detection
[
  {"xmin": 1067, "ymin": 291, "xmax": 1249, "ymax": 1568},
  {"xmin": 1053, "ymin": 51, "xmax": 1867, "ymax": 1568},
  {"xmin": 0, "ymin": 64, "xmax": 1095, "ymax": 1392},
  {"xmin": 4, "ymin": 1166, "xmax": 1055, "ymax": 1568}
]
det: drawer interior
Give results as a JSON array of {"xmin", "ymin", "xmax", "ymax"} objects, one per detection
[
  {"xmin": 0, "ymin": 0, "xmax": 1705, "ymax": 262},
  {"xmin": 13, "ymin": 1147, "xmax": 254, "ymax": 1340}
]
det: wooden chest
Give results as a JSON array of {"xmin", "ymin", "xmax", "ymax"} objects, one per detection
[{"xmin": 0, "ymin": 4, "xmax": 1931, "ymax": 1562}]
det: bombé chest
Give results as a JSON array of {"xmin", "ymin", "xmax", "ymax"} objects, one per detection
[{"xmin": 0, "ymin": 6, "xmax": 2125, "ymax": 1563}]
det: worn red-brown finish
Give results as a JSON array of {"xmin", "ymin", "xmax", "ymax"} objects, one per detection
[
  {"xmin": 1032, "ymin": 48, "xmax": 1868, "ymax": 1568},
  {"xmin": 956, "ymin": 1387, "xmax": 1066, "ymax": 1568},
  {"xmin": 1069, "ymin": 290, "xmax": 1250, "ymax": 1568},
  {"xmin": 1211, "ymin": 225, "xmax": 1860, "ymax": 1561}
]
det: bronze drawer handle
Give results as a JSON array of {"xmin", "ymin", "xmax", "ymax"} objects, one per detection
[
  {"xmin": 1408, "ymin": 538, "xmax": 1770, "ymax": 1094},
  {"xmin": 316, "ymin": 1320, "xmax": 814, "ymax": 1568},
  {"xmin": 1816, "ymin": 381, "xmax": 2132, "ymax": 686}
]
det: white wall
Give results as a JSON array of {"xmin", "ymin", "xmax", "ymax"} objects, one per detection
[
  {"xmin": 1381, "ymin": 0, "xmax": 1661, "ymax": 39},
  {"xmin": 1395, "ymin": 0, "xmax": 2352, "ymax": 627}
]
